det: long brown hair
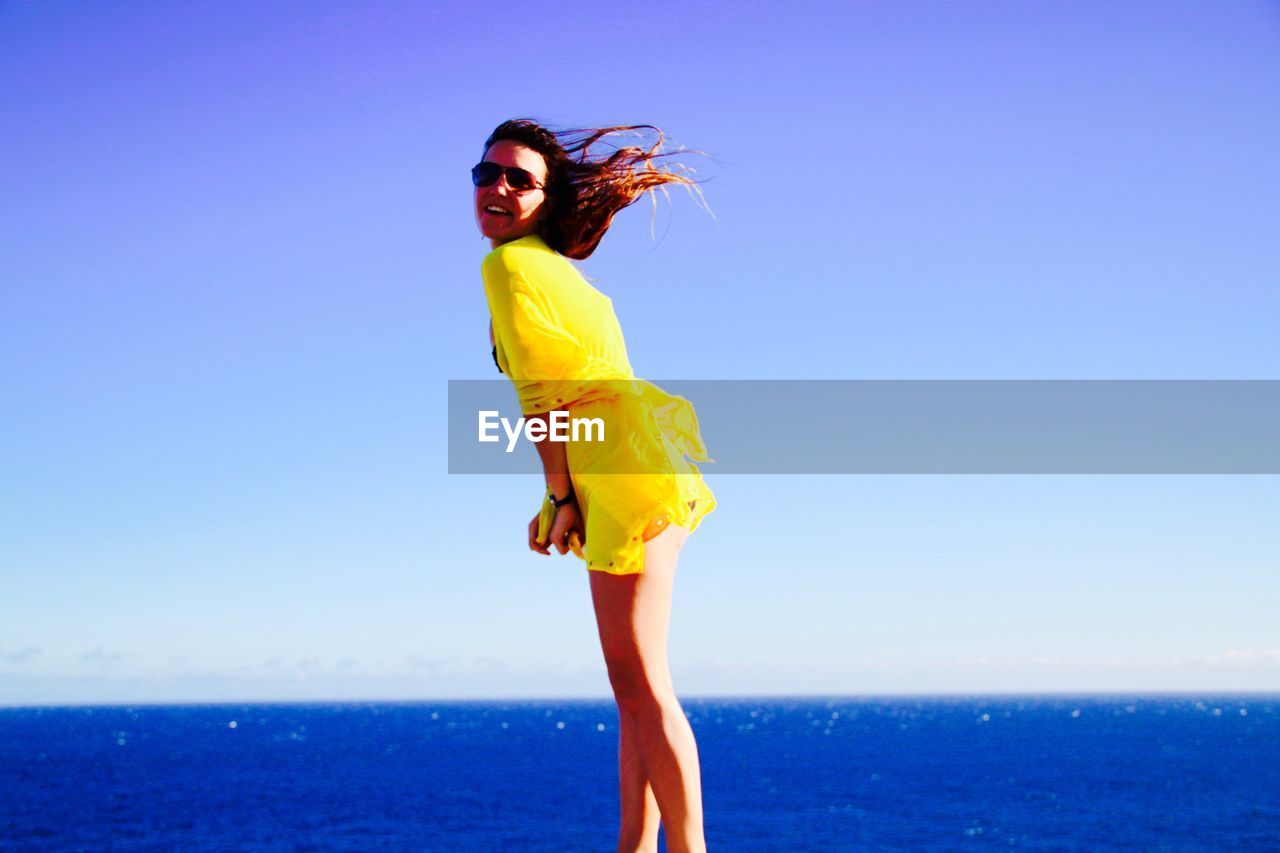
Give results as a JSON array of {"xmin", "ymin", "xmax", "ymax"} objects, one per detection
[{"xmin": 482, "ymin": 118, "xmax": 714, "ymax": 260}]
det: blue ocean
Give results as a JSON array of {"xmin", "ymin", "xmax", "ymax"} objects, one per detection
[{"xmin": 2, "ymin": 695, "xmax": 1276, "ymax": 850}]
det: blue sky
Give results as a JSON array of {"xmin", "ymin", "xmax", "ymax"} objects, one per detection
[{"xmin": 2, "ymin": 1, "xmax": 1277, "ymax": 705}]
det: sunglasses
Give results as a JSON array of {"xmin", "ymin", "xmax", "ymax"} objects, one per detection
[{"xmin": 471, "ymin": 161, "xmax": 546, "ymax": 192}]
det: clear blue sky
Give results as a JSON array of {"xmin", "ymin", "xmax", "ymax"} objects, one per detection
[{"xmin": 2, "ymin": 1, "xmax": 1277, "ymax": 705}]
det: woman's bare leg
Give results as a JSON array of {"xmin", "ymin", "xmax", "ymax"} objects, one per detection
[
  {"xmin": 590, "ymin": 523, "xmax": 706, "ymax": 853},
  {"xmin": 618, "ymin": 707, "xmax": 661, "ymax": 851}
]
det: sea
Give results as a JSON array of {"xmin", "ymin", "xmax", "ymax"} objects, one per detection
[{"xmin": 1, "ymin": 694, "xmax": 1276, "ymax": 850}]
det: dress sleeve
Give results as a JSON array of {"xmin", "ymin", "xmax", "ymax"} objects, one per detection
[{"xmin": 483, "ymin": 256, "xmax": 594, "ymax": 416}]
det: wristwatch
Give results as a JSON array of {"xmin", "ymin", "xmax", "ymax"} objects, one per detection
[{"xmin": 549, "ymin": 488, "xmax": 575, "ymax": 508}]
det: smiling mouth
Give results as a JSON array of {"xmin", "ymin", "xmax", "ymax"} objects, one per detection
[{"xmin": 483, "ymin": 205, "xmax": 512, "ymax": 217}]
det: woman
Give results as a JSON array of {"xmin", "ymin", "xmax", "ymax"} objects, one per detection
[{"xmin": 474, "ymin": 118, "xmax": 717, "ymax": 853}]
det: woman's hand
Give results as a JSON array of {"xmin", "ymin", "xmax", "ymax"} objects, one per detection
[
  {"xmin": 528, "ymin": 501, "xmax": 585, "ymax": 556},
  {"xmin": 548, "ymin": 500, "xmax": 585, "ymax": 555}
]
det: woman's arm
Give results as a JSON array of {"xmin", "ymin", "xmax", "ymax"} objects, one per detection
[
  {"xmin": 525, "ymin": 410, "xmax": 583, "ymax": 555},
  {"xmin": 526, "ymin": 411, "xmax": 572, "ymax": 499},
  {"xmin": 483, "ymin": 256, "xmax": 594, "ymax": 415},
  {"xmin": 484, "ymin": 251, "xmax": 586, "ymax": 552},
  {"xmin": 489, "ymin": 293, "xmax": 569, "ymax": 494}
]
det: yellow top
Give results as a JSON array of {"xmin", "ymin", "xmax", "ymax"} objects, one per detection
[{"xmin": 482, "ymin": 233, "xmax": 716, "ymax": 575}]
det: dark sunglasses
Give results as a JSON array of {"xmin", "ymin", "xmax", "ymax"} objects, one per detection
[{"xmin": 471, "ymin": 161, "xmax": 546, "ymax": 192}]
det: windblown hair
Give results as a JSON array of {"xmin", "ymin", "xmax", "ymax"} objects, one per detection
[{"xmin": 482, "ymin": 118, "xmax": 714, "ymax": 260}]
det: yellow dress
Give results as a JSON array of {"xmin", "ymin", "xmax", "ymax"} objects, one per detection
[{"xmin": 482, "ymin": 233, "xmax": 716, "ymax": 575}]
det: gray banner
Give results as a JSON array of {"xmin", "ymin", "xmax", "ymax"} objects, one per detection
[{"xmin": 448, "ymin": 380, "xmax": 1280, "ymax": 474}]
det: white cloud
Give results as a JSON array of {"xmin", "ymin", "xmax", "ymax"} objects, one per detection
[
  {"xmin": 79, "ymin": 647, "xmax": 124, "ymax": 665},
  {"xmin": 0, "ymin": 646, "xmax": 42, "ymax": 664},
  {"xmin": 946, "ymin": 650, "xmax": 1280, "ymax": 669}
]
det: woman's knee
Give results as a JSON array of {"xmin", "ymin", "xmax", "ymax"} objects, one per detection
[{"xmin": 605, "ymin": 657, "xmax": 668, "ymax": 715}]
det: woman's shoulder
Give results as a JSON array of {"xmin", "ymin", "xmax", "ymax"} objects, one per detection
[
  {"xmin": 483, "ymin": 234, "xmax": 562, "ymax": 273},
  {"xmin": 482, "ymin": 234, "xmax": 582, "ymax": 294}
]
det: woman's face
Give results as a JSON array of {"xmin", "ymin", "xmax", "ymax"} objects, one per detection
[{"xmin": 475, "ymin": 140, "xmax": 550, "ymax": 248}]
